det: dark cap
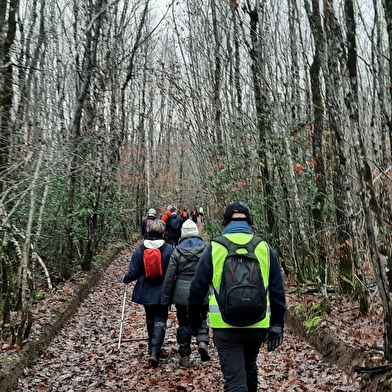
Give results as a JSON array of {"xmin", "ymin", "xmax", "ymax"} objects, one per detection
[{"xmin": 222, "ymin": 201, "xmax": 253, "ymax": 226}]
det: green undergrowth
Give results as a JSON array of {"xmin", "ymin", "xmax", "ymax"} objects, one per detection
[
  {"xmin": 293, "ymin": 296, "xmax": 331, "ymax": 333},
  {"xmin": 0, "ymin": 242, "xmax": 127, "ymax": 392}
]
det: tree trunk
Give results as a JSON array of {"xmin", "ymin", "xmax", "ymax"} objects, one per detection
[
  {"xmin": 17, "ymin": 146, "xmax": 44, "ymax": 343},
  {"xmin": 381, "ymin": 0, "xmax": 392, "ymax": 155},
  {"xmin": 65, "ymin": 0, "xmax": 106, "ymax": 276},
  {"xmin": 0, "ymin": 0, "xmax": 19, "ymax": 194},
  {"xmin": 211, "ymin": 0, "xmax": 223, "ymax": 144},
  {"xmin": 322, "ymin": 1, "xmax": 362, "ymax": 298},
  {"xmin": 345, "ymin": 0, "xmax": 392, "ymax": 359},
  {"xmin": 248, "ymin": 3, "xmax": 276, "ymax": 235},
  {"xmin": 304, "ymin": 0, "xmax": 328, "ymax": 290}
]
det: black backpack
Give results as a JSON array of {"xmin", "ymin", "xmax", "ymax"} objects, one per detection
[
  {"xmin": 170, "ymin": 215, "xmax": 182, "ymax": 231},
  {"xmin": 213, "ymin": 236, "xmax": 267, "ymax": 327}
]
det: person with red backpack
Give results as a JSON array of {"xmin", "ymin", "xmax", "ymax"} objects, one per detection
[
  {"xmin": 123, "ymin": 220, "xmax": 174, "ymax": 368},
  {"xmin": 141, "ymin": 208, "xmax": 158, "ymax": 238},
  {"xmin": 191, "ymin": 207, "xmax": 199, "ymax": 223},
  {"xmin": 161, "ymin": 205, "xmax": 173, "ymax": 240},
  {"xmin": 179, "ymin": 207, "xmax": 189, "ymax": 221}
]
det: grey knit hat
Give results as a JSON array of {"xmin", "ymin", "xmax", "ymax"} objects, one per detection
[
  {"xmin": 181, "ymin": 219, "xmax": 199, "ymax": 238},
  {"xmin": 148, "ymin": 208, "xmax": 156, "ymax": 216}
]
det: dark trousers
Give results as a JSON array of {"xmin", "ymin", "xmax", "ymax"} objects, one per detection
[
  {"xmin": 144, "ymin": 304, "xmax": 169, "ymax": 356},
  {"xmin": 213, "ymin": 328, "xmax": 268, "ymax": 392},
  {"xmin": 167, "ymin": 236, "xmax": 180, "ymax": 247},
  {"xmin": 176, "ymin": 304, "xmax": 209, "ymax": 358}
]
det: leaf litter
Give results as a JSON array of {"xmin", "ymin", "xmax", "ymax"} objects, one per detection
[{"xmin": 12, "ymin": 251, "xmax": 374, "ymax": 391}]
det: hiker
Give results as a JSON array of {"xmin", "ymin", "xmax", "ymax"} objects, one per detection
[
  {"xmin": 187, "ymin": 201, "xmax": 286, "ymax": 392},
  {"xmin": 141, "ymin": 208, "xmax": 158, "ymax": 238},
  {"xmin": 161, "ymin": 219, "xmax": 210, "ymax": 366},
  {"xmin": 161, "ymin": 205, "xmax": 173, "ymax": 241},
  {"xmin": 166, "ymin": 207, "xmax": 183, "ymax": 247},
  {"xmin": 179, "ymin": 207, "xmax": 189, "ymax": 221},
  {"xmin": 123, "ymin": 219, "xmax": 174, "ymax": 368},
  {"xmin": 198, "ymin": 206, "xmax": 204, "ymax": 223},
  {"xmin": 191, "ymin": 207, "xmax": 199, "ymax": 224}
]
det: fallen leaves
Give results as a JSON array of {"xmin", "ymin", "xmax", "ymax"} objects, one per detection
[{"xmin": 8, "ymin": 252, "xmax": 375, "ymax": 391}]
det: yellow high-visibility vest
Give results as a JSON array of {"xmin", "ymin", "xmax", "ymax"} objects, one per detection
[{"xmin": 209, "ymin": 233, "xmax": 271, "ymax": 328}]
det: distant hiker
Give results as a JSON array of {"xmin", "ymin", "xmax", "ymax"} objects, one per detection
[
  {"xmin": 179, "ymin": 207, "xmax": 189, "ymax": 221},
  {"xmin": 187, "ymin": 201, "xmax": 286, "ymax": 391},
  {"xmin": 191, "ymin": 207, "xmax": 199, "ymax": 224},
  {"xmin": 141, "ymin": 208, "xmax": 158, "ymax": 238},
  {"xmin": 161, "ymin": 220, "xmax": 210, "ymax": 366},
  {"xmin": 123, "ymin": 220, "xmax": 174, "ymax": 368},
  {"xmin": 161, "ymin": 205, "xmax": 173, "ymax": 223},
  {"xmin": 166, "ymin": 207, "xmax": 184, "ymax": 247},
  {"xmin": 161, "ymin": 205, "xmax": 173, "ymax": 241},
  {"xmin": 198, "ymin": 206, "xmax": 204, "ymax": 223}
]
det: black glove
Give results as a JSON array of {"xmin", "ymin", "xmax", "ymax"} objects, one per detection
[
  {"xmin": 189, "ymin": 313, "xmax": 202, "ymax": 337},
  {"xmin": 268, "ymin": 325, "xmax": 284, "ymax": 352}
]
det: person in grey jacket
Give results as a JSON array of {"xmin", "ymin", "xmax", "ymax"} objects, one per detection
[{"xmin": 161, "ymin": 219, "xmax": 210, "ymax": 366}]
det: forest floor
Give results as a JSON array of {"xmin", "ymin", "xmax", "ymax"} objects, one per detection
[{"xmin": 0, "ymin": 240, "xmax": 390, "ymax": 391}]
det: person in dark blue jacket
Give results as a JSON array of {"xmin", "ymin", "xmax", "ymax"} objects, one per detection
[
  {"xmin": 166, "ymin": 208, "xmax": 183, "ymax": 247},
  {"xmin": 187, "ymin": 201, "xmax": 286, "ymax": 392},
  {"xmin": 123, "ymin": 219, "xmax": 174, "ymax": 368}
]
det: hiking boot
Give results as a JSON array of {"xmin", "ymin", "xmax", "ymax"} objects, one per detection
[
  {"xmin": 198, "ymin": 342, "xmax": 210, "ymax": 362},
  {"xmin": 179, "ymin": 356, "xmax": 190, "ymax": 366},
  {"xmin": 149, "ymin": 354, "xmax": 159, "ymax": 368}
]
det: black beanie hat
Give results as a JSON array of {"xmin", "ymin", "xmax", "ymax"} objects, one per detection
[{"xmin": 222, "ymin": 201, "xmax": 253, "ymax": 226}]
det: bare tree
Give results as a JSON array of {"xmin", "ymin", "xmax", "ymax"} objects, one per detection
[
  {"xmin": 0, "ymin": 0, "xmax": 19, "ymax": 194},
  {"xmin": 345, "ymin": 0, "xmax": 392, "ymax": 359}
]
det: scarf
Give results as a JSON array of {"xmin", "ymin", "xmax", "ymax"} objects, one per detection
[{"xmin": 222, "ymin": 221, "xmax": 253, "ymax": 235}]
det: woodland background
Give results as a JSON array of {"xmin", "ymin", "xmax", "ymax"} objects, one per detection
[{"xmin": 1, "ymin": 0, "xmax": 392, "ymax": 368}]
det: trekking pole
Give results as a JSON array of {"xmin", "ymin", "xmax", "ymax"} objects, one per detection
[{"xmin": 117, "ymin": 284, "xmax": 127, "ymax": 351}]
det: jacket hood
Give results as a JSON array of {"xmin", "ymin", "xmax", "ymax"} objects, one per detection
[
  {"xmin": 143, "ymin": 239, "xmax": 165, "ymax": 249},
  {"xmin": 178, "ymin": 237, "xmax": 204, "ymax": 248},
  {"xmin": 176, "ymin": 241, "xmax": 206, "ymax": 261}
]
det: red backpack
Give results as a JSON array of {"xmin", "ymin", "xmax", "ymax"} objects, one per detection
[{"xmin": 141, "ymin": 244, "xmax": 167, "ymax": 285}]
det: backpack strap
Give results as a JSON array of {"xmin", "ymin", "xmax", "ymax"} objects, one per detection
[
  {"xmin": 214, "ymin": 235, "xmax": 263, "ymax": 255},
  {"xmin": 213, "ymin": 236, "xmax": 232, "ymax": 251},
  {"xmin": 140, "ymin": 243, "xmax": 167, "ymax": 253},
  {"xmin": 160, "ymin": 243, "xmax": 167, "ymax": 252},
  {"xmin": 250, "ymin": 236, "xmax": 263, "ymax": 249}
]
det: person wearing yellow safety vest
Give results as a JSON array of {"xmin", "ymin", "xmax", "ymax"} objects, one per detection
[
  {"xmin": 198, "ymin": 206, "xmax": 204, "ymax": 223},
  {"xmin": 187, "ymin": 201, "xmax": 286, "ymax": 392}
]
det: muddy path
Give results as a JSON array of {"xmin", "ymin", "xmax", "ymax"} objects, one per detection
[{"xmin": 13, "ymin": 253, "xmax": 363, "ymax": 392}]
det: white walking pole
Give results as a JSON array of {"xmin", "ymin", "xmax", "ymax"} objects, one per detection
[{"xmin": 117, "ymin": 285, "xmax": 127, "ymax": 351}]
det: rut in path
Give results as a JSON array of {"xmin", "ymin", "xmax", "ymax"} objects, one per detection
[{"xmin": 17, "ymin": 254, "xmax": 361, "ymax": 391}]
